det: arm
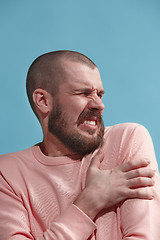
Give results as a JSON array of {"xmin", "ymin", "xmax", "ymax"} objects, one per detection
[
  {"xmin": 74, "ymin": 153, "xmax": 154, "ymax": 221},
  {"xmin": 0, "ymin": 172, "xmax": 96, "ymax": 240},
  {"xmin": 0, "ymin": 155, "xmax": 154, "ymax": 240},
  {"xmin": 119, "ymin": 125, "xmax": 160, "ymax": 239},
  {"xmin": 75, "ymin": 124, "xmax": 160, "ymax": 239},
  {"xmin": 0, "ymin": 124, "xmax": 157, "ymax": 240}
]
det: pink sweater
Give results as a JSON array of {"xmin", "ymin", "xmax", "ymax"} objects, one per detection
[{"xmin": 0, "ymin": 123, "xmax": 160, "ymax": 240}]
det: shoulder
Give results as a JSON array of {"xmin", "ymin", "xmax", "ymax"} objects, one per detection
[
  {"xmin": 0, "ymin": 147, "xmax": 34, "ymax": 175},
  {"xmin": 104, "ymin": 122, "xmax": 151, "ymax": 143},
  {"xmin": 0, "ymin": 147, "xmax": 33, "ymax": 161},
  {"xmin": 101, "ymin": 123, "xmax": 155, "ymax": 167},
  {"xmin": 103, "ymin": 122, "xmax": 149, "ymax": 144},
  {"xmin": 104, "ymin": 122, "xmax": 147, "ymax": 135},
  {"xmin": 0, "ymin": 147, "xmax": 37, "ymax": 195}
]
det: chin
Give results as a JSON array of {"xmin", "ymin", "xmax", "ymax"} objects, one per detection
[{"xmin": 79, "ymin": 129, "xmax": 100, "ymax": 138}]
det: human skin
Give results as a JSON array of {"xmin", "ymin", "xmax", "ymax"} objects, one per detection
[
  {"xmin": 33, "ymin": 60, "xmax": 105, "ymax": 158},
  {"xmin": 74, "ymin": 151, "xmax": 154, "ymax": 220},
  {"xmin": 33, "ymin": 59, "xmax": 155, "ymax": 221}
]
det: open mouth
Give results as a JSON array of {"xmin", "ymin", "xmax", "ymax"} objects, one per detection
[
  {"xmin": 82, "ymin": 119, "xmax": 97, "ymax": 126},
  {"xmin": 77, "ymin": 110, "xmax": 102, "ymax": 134},
  {"xmin": 78, "ymin": 117, "xmax": 98, "ymax": 131}
]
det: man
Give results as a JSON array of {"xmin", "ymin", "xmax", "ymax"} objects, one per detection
[{"xmin": 0, "ymin": 50, "xmax": 160, "ymax": 239}]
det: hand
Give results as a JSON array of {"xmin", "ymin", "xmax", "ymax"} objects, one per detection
[{"xmin": 74, "ymin": 150, "xmax": 155, "ymax": 220}]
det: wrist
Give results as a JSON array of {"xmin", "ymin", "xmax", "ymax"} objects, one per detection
[{"xmin": 74, "ymin": 188, "xmax": 101, "ymax": 220}]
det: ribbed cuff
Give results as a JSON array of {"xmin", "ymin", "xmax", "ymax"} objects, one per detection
[{"xmin": 50, "ymin": 204, "xmax": 96, "ymax": 239}]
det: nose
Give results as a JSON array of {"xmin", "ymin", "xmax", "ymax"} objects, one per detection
[{"xmin": 87, "ymin": 93, "xmax": 105, "ymax": 114}]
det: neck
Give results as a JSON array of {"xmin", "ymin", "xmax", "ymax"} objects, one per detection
[{"xmin": 39, "ymin": 134, "xmax": 82, "ymax": 160}]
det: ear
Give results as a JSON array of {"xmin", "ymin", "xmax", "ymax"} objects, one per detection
[{"xmin": 33, "ymin": 89, "xmax": 52, "ymax": 114}]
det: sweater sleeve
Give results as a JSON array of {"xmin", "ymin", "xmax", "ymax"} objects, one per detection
[
  {"xmin": 119, "ymin": 124, "xmax": 160, "ymax": 240},
  {"xmin": 0, "ymin": 172, "xmax": 96, "ymax": 240}
]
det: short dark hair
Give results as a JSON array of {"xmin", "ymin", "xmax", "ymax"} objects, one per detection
[{"xmin": 26, "ymin": 50, "xmax": 97, "ymax": 115}]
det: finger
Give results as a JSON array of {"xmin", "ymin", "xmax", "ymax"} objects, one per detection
[
  {"xmin": 119, "ymin": 158, "xmax": 151, "ymax": 172},
  {"xmin": 127, "ymin": 177, "xmax": 154, "ymax": 188},
  {"xmin": 125, "ymin": 168, "xmax": 155, "ymax": 180},
  {"xmin": 89, "ymin": 150, "xmax": 104, "ymax": 168},
  {"xmin": 127, "ymin": 187, "xmax": 154, "ymax": 200}
]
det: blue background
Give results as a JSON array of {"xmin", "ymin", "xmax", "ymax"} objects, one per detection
[{"xmin": 1, "ymin": 0, "xmax": 160, "ymax": 167}]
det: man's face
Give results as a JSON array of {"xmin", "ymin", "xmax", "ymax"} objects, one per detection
[{"xmin": 48, "ymin": 60, "xmax": 105, "ymax": 156}]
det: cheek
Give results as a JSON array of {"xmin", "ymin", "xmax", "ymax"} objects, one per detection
[{"xmin": 65, "ymin": 97, "xmax": 88, "ymax": 115}]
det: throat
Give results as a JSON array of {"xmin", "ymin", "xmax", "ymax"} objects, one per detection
[{"xmin": 38, "ymin": 140, "xmax": 82, "ymax": 160}]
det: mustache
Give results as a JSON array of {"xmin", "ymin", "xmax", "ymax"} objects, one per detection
[{"xmin": 77, "ymin": 110, "xmax": 103, "ymax": 124}]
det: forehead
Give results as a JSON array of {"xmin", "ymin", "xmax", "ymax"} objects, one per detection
[{"xmin": 60, "ymin": 60, "xmax": 104, "ymax": 90}]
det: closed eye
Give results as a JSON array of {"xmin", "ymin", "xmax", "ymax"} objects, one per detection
[
  {"xmin": 72, "ymin": 88, "xmax": 105, "ymax": 98},
  {"xmin": 82, "ymin": 91, "xmax": 91, "ymax": 96},
  {"xmin": 79, "ymin": 91, "xmax": 104, "ymax": 99},
  {"xmin": 73, "ymin": 90, "xmax": 92, "ymax": 96}
]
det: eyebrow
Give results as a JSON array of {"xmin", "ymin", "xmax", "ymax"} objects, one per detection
[{"xmin": 72, "ymin": 87, "xmax": 105, "ymax": 95}]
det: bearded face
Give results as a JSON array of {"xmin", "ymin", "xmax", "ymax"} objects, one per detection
[
  {"xmin": 48, "ymin": 60, "xmax": 105, "ymax": 156},
  {"xmin": 48, "ymin": 99, "xmax": 104, "ymax": 156}
]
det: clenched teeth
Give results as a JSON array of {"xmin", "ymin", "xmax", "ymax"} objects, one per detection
[{"xmin": 83, "ymin": 120, "xmax": 96, "ymax": 126}]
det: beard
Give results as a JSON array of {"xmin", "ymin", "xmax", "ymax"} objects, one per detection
[{"xmin": 48, "ymin": 100, "xmax": 104, "ymax": 156}]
